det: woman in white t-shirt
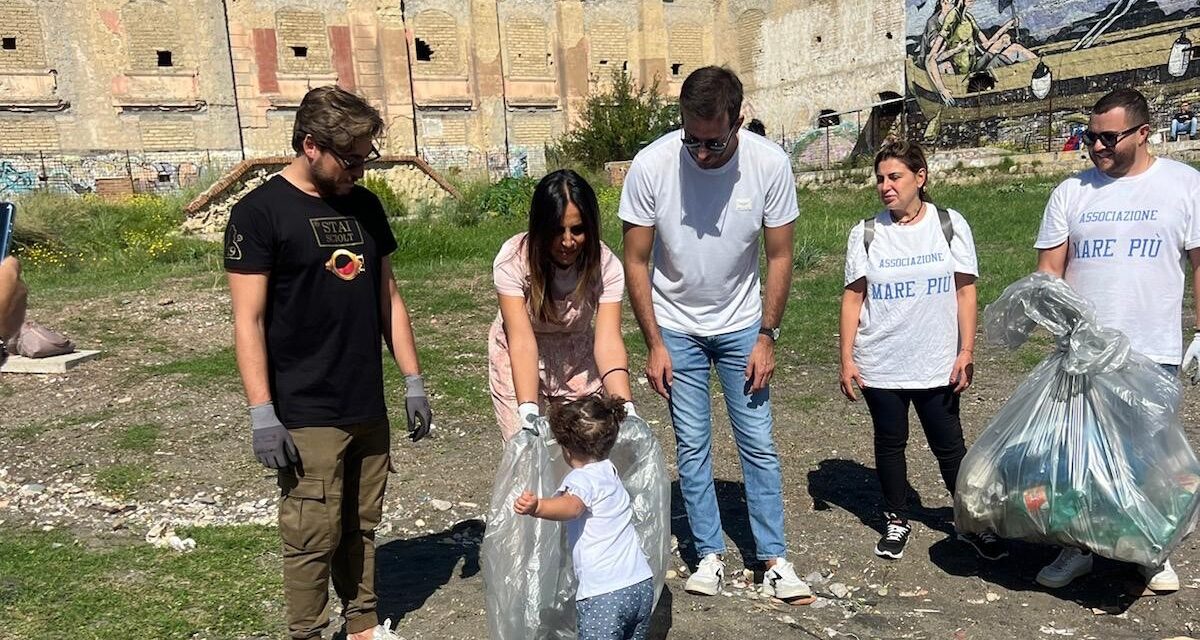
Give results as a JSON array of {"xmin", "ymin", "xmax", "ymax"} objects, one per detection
[
  {"xmin": 490, "ymin": 170, "xmax": 635, "ymax": 441},
  {"xmin": 838, "ymin": 141, "xmax": 1003, "ymax": 562},
  {"xmin": 514, "ymin": 396, "xmax": 655, "ymax": 640}
]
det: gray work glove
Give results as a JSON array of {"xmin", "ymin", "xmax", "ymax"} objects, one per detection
[
  {"xmin": 405, "ymin": 374, "xmax": 433, "ymax": 441},
  {"xmin": 250, "ymin": 402, "xmax": 299, "ymax": 469}
]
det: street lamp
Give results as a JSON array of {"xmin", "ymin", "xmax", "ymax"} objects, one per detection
[{"xmin": 1168, "ymin": 30, "xmax": 1192, "ymax": 78}]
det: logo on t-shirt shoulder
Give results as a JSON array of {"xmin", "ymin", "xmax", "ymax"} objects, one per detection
[
  {"xmin": 310, "ymin": 217, "xmax": 365, "ymax": 247},
  {"xmin": 225, "ymin": 224, "xmax": 243, "ymax": 261}
]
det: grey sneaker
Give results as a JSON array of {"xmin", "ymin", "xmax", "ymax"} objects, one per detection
[
  {"xmin": 684, "ymin": 553, "xmax": 724, "ymax": 596},
  {"xmin": 1036, "ymin": 548, "xmax": 1093, "ymax": 588}
]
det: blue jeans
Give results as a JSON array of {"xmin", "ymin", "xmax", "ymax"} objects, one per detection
[
  {"xmin": 661, "ymin": 325, "xmax": 787, "ymax": 560},
  {"xmin": 1171, "ymin": 118, "xmax": 1197, "ymax": 140}
]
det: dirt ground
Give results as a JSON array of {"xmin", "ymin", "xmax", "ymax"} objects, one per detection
[{"xmin": 3, "ymin": 273, "xmax": 1200, "ymax": 640}]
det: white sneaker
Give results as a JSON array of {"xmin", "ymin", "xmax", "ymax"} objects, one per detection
[
  {"xmin": 684, "ymin": 553, "xmax": 724, "ymax": 596},
  {"xmin": 1140, "ymin": 560, "xmax": 1180, "ymax": 592},
  {"xmin": 760, "ymin": 558, "xmax": 812, "ymax": 600},
  {"xmin": 1036, "ymin": 548, "xmax": 1093, "ymax": 588}
]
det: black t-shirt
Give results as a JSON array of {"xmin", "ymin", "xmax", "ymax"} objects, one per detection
[
  {"xmin": 223, "ymin": 175, "xmax": 398, "ymax": 427},
  {"xmin": 1175, "ymin": 110, "xmax": 1194, "ymax": 124}
]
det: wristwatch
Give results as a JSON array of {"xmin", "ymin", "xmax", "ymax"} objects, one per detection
[{"xmin": 758, "ymin": 326, "xmax": 780, "ymax": 341}]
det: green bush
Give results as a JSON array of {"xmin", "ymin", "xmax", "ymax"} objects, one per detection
[
  {"xmin": 551, "ymin": 70, "xmax": 678, "ymax": 170},
  {"xmin": 477, "ymin": 177, "xmax": 536, "ymax": 218},
  {"xmin": 360, "ymin": 173, "xmax": 410, "ymax": 218}
]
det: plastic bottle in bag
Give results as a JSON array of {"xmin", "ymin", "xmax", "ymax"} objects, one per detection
[{"xmin": 1010, "ymin": 484, "xmax": 1084, "ymax": 533}]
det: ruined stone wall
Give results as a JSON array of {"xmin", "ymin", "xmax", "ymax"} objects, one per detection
[{"xmin": 1, "ymin": 0, "xmax": 909, "ymax": 191}]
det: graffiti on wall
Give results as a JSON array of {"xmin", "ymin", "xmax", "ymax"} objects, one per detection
[
  {"xmin": 906, "ymin": 0, "xmax": 1200, "ymax": 146},
  {"xmin": 0, "ymin": 151, "xmax": 241, "ymax": 197}
]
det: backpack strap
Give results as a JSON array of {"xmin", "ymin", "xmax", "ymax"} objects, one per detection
[
  {"xmin": 935, "ymin": 204, "xmax": 954, "ymax": 247},
  {"xmin": 863, "ymin": 205, "xmax": 953, "ymax": 255}
]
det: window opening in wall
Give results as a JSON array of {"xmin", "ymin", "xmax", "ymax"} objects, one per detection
[
  {"xmin": 156, "ymin": 50, "xmax": 173, "ymax": 67},
  {"xmin": 1, "ymin": 37, "xmax": 15, "ymax": 50},
  {"xmin": 415, "ymin": 38, "xmax": 433, "ymax": 62},
  {"xmin": 547, "ymin": 53, "xmax": 553, "ymax": 65},
  {"xmin": 599, "ymin": 59, "xmax": 608, "ymax": 65},
  {"xmin": 878, "ymin": 91, "xmax": 904, "ymax": 118},
  {"xmin": 622, "ymin": 61, "xmax": 627, "ymax": 71},
  {"xmin": 671, "ymin": 63, "xmax": 683, "ymax": 75},
  {"xmin": 816, "ymin": 36, "xmax": 822, "ymax": 43},
  {"xmin": 817, "ymin": 109, "xmax": 840, "ymax": 127},
  {"xmin": 291, "ymin": 46, "xmax": 308, "ymax": 58},
  {"xmin": 886, "ymin": 31, "xmax": 893, "ymax": 39}
]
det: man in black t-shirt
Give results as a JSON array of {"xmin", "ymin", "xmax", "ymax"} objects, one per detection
[
  {"xmin": 1171, "ymin": 101, "xmax": 1197, "ymax": 141},
  {"xmin": 224, "ymin": 86, "xmax": 432, "ymax": 640}
]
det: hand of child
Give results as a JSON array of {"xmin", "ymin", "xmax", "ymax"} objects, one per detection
[{"xmin": 513, "ymin": 490, "xmax": 539, "ymax": 516}]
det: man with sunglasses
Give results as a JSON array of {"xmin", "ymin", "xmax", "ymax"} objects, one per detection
[
  {"xmin": 225, "ymin": 86, "xmax": 432, "ymax": 640},
  {"xmin": 620, "ymin": 66, "xmax": 810, "ymax": 601},
  {"xmin": 1033, "ymin": 87, "xmax": 1200, "ymax": 594}
]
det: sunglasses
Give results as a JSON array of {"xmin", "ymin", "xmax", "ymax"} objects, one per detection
[
  {"xmin": 328, "ymin": 145, "xmax": 381, "ymax": 170},
  {"xmin": 682, "ymin": 124, "xmax": 739, "ymax": 154},
  {"xmin": 1081, "ymin": 123, "xmax": 1146, "ymax": 149}
]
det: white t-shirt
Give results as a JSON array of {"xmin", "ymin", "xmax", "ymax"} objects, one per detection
[
  {"xmin": 557, "ymin": 459, "xmax": 653, "ymax": 600},
  {"xmin": 844, "ymin": 204, "xmax": 979, "ymax": 388},
  {"xmin": 1034, "ymin": 157, "xmax": 1200, "ymax": 364},
  {"xmin": 618, "ymin": 129, "xmax": 800, "ymax": 336}
]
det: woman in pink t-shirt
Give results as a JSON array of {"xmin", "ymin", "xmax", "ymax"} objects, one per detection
[{"xmin": 489, "ymin": 170, "xmax": 635, "ymax": 441}]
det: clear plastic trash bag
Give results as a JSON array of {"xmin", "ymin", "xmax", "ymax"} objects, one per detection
[
  {"xmin": 481, "ymin": 415, "xmax": 670, "ymax": 640},
  {"xmin": 955, "ymin": 272, "xmax": 1200, "ymax": 567}
]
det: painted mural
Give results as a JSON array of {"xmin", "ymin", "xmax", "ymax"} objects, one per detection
[{"xmin": 906, "ymin": 0, "xmax": 1200, "ymax": 147}]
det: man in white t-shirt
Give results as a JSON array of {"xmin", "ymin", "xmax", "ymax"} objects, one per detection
[
  {"xmin": 619, "ymin": 66, "xmax": 810, "ymax": 601},
  {"xmin": 1033, "ymin": 86, "xmax": 1200, "ymax": 594}
]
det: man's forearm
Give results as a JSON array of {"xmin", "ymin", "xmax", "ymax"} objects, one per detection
[
  {"xmin": 385, "ymin": 294, "xmax": 421, "ymax": 376},
  {"xmin": 627, "ymin": 268, "xmax": 664, "ymax": 350},
  {"xmin": 761, "ymin": 255, "xmax": 793, "ymax": 328},
  {"xmin": 233, "ymin": 319, "xmax": 272, "ymax": 406}
]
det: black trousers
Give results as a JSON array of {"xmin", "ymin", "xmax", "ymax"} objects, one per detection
[{"xmin": 861, "ymin": 385, "xmax": 967, "ymax": 518}]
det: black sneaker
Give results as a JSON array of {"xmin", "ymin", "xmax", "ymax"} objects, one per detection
[
  {"xmin": 957, "ymin": 529, "xmax": 1008, "ymax": 560},
  {"xmin": 874, "ymin": 513, "xmax": 911, "ymax": 559}
]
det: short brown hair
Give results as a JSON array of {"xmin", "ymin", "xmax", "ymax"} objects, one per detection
[
  {"xmin": 874, "ymin": 140, "xmax": 930, "ymax": 202},
  {"xmin": 291, "ymin": 86, "xmax": 384, "ymax": 155},
  {"xmin": 1092, "ymin": 87, "xmax": 1151, "ymax": 128},
  {"xmin": 547, "ymin": 395, "xmax": 626, "ymax": 462},
  {"xmin": 679, "ymin": 66, "xmax": 743, "ymax": 127}
]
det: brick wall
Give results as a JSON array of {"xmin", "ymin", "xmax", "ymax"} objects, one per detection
[
  {"xmin": 413, "ymin": 10, "xmax": 462, "ymax": 76},
  {"xmin": 735, "ymin": 10, "xmax": 765, "ymax": 88},
  {"xmin": 588, "ymin": 19, "xmax": 628, "ymax": 81},
  {"xmin": 139, "ymin": 119, "xmax": 197, "ymax": 151},
  {"xmin": 276, "ymin": 10, "xmax": 331, "ymax": 74},
  {"xmin": 0, "ymin": 0, "xmax": 46, "ymax": 70},
  {"xmin": 667, "ymin": 23, "xmax": 704, "ymax": 79},
  {"xmin": 124, "ymin": 2, "xmax": 183, "ymax": 71},
  {"xmin": 506, "ymin": 16, "xmax": 552, "ymax": 79},
  {"xmin": 0, "ymin": 118, "xmax": 59, "ymax": 152}
]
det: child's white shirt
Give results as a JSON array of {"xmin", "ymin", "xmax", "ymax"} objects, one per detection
[{"xmin": 557, "ymin": 459, "xmax": 653, "ymax": 600}]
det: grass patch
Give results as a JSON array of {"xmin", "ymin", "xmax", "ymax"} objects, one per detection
[
  {"xmin": 116, "ymin": 424, "xmax": 160, "ymax": 452},
  {"xmin": 95, "ymin": 464, "xmax": 152, "ymax": 499},
  {"xmin": 0, "ymin": 525, "xmax": 281, "ymax": 638},
  {"xmin": 146, "ymin": 347, "xmax": 239, "ymax": 387}
]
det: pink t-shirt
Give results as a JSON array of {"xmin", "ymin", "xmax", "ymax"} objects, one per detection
[{"xmin": 492, "ymin": 232, "xmax": 624, "ymax": 334}]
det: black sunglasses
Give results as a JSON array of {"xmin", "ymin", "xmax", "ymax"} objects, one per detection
[
  {"xmin": 328, "ymin": 145, "xmax": 381, "ymax": 170},
  {"xmin": 682, "ymin": 124, "xmax": 739, "ymax": 154},
  {"xmin": 1081, "ymin": 123, "xmax": 1146, "ymax": 149}
]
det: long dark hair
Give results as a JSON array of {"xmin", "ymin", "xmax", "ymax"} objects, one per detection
[{"xmin": 524, "ymin": 169, "xmax": 603, "ymax": 324}]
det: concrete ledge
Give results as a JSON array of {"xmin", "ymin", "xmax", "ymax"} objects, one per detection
[{"xmin": 2, "ymin": 350, "xmax": 101, "ymax": 374}]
